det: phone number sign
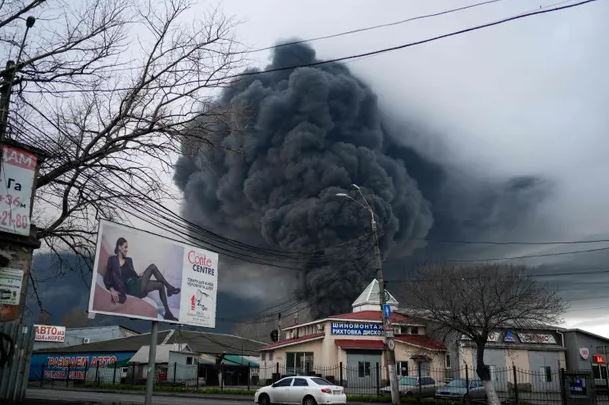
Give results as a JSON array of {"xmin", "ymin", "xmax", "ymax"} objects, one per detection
[{"xmin": 0, "ymin": 145, "xmax": 37, "ymax": 236}]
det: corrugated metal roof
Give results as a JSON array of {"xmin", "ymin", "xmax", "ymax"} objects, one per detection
[
  {"xmin": 33, "ymin": 329, "xmax": 265, "ymax": 356},
  {"xmin": 129, "ymin": 344, "xmax": 193, "ymax": 363}
]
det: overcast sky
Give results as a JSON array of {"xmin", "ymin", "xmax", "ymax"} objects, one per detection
[{"xmin": 175, "ymin": 0, "xmax": 609, "ymax": 335}]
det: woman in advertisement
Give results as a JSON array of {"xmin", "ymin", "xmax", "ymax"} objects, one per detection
[{"xmin": 103, "ymin": 237, "xmax": 181, "ymax": 321}]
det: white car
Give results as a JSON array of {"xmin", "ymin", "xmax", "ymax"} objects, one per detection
[{"xmin": 254, "ymin": 376, "xmax": 347, "ymax": 405}]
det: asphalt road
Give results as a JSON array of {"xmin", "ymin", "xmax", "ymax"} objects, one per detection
[{"xmin": 26, "ymin": 387, "xmax": 252, "ymax": 405}]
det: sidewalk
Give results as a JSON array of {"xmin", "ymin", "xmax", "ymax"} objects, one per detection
[{"xmin": 25, "ymin": 385, "xmax": 389, "ymax": 404}]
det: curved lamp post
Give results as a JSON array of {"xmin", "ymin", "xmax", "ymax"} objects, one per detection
[{"xmin": 336, "ymin": 184, "xmax": 400, "ymax": 404}]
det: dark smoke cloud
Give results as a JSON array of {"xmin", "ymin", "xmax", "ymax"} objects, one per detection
[
  {"xmin": 175, "ymin": 42, "xmax": 551, "ymax": 318},
  {"xmin": 175, "ymin": 43, "xmax": 434, "ymax": 317}
]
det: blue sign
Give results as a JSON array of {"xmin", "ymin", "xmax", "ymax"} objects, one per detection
[
  {"xmin": 383, "ymin": 304, "xmax": 392, "ymax": 319},
  {"xmin": 29, "ymin": 352, "xmax": 135, "ymax": 381},
  {"xmin": 331, "ymin": 322, "xmax": 383, "ymax": 336},
  {"xmin": 504, "ymin": 330, "xmax": 516, "ymax": 343}
]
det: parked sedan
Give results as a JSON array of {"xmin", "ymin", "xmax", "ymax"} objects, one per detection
[
  {"xmin": 380, "ymin": 376, "xmax": 437, "ymax": 396},
  {"xmin": 435, "ymin": 378, "xmax": 486, "ymax": 401},
  {"xmin": 254, "ymin": 376, "xmax": 346, "ymax": 405}
]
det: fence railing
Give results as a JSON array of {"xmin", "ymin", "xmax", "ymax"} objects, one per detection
[{"xmin": 29, "ymin": 362, "xmax": 609, "ymax": 405}]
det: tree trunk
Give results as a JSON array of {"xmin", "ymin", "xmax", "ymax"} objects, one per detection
[{"xmin": 476, "ymin": 343, "xmax": 500, "ymax": 405}]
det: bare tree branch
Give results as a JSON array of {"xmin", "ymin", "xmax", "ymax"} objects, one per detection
[{"xmin": 401, "ymin": 263, "xmax": 566, "ymax": 405}]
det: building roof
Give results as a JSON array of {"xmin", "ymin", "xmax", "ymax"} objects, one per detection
[
  {"xmin": 335, "ymin": 339, "xmax": 385, "ymax": 350},
  {"xmin": 396, "ymin": 335, "xmax": 446, "ymax": 351},
  {"xmin": 352, "ymin": 279, "xmax": 399, "ymax": 308},
  {"xmin": 261, "ymin": 333, "xmax": 325, "ymax": 351},
  {"xmin": 129, "ymin": 343, "xmax": 193, "ymax": 363},
  {"xmin": 562, "ymin": 328, "xmax": 609, "ymax": 343},
  {"xmin": 34, "ymin": 329, "xmax": 265, "ymax": 356},
  {"xmin": 328, "ymin": 310, "xmax": 413, "ymax": 324}
]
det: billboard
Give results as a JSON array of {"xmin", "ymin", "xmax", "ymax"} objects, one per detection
[
  {"xmin": 34, "ymin": 324, "xmax": 66, "ymax": 342},
  {"xmin": 0, "ymin": 145, "xmax": 37, "ymax": 236},
  {"xmin": 88, "ymin": 220, "xmax": 219, "ymax": 327}
]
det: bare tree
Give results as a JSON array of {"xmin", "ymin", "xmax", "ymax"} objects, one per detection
[
  {"xmin": 402, "ymin": 263, "xmax": 565, "ymax": 405},
  {"xmin": 0, "ymin": 1, "xmax": 242, "ymax": 264}
]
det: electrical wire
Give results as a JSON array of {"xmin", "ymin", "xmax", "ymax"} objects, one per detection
[
  {"xmin": 245, "ymin": 0, "xmax": 505, "ymax": 53},
  {"xmin": 222, "ymin": 0, "xmax": 599, "ymax": 81}
]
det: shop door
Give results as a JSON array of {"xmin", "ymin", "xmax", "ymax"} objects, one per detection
[{"xmin": 346, "ymin": 351, "xmax": 381, "ymax": 393}]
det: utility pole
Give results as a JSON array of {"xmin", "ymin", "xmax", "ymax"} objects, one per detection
[
  {"xmin": 0, "ymin": 16, "xmax": 36, "ymax": 145},
  {"xmin": 336, "ymin": 185, "xmax": 400, "ymax": 404}
]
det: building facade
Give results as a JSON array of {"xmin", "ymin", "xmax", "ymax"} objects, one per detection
[
  {"xmin": 259, "ymin": 280, "xmax": 447, "ymax": 386},
  {"xmin": 563, "ymin": 328, "xmax": 609, "ymax": 386}
]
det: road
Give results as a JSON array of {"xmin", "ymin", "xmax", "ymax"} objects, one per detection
[{"xmin": 26, "ymin": 387, "xmax": 252, "ymax": 405}]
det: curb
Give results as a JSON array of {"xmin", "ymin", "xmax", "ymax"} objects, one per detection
[{"xmin": 27, "ymin": 386, "xmax": 254, "ymax": 402}]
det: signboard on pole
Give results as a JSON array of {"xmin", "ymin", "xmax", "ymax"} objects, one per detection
[
  {"xmin": 0, "ymin": 268, "xmax": 23, "ymax": 305},
  {"xmin": 0, "ymin": 145, "xmax": 37, "ymax": 236},
  {"xmin": 88, "ymin": 220, "xmax": 219, "ymax": 327},
  {"xmin": 34, "ymin": 325, "xmax": 66, "ymax": 342}
]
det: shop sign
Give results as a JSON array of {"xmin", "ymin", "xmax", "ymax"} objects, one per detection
[
  {"xmin": 0, "ymin": 145, "xmax": 37, "ymax": 236},
  {"xmin": 593, "ymin": 354, "xmax": 604, "ymax": 364},
  {"xmin": 331, "ymin": 322, "xmax": 383, "ymax": 336},
  {"xmin": 30, "ymin": 352, "xmax": 134, "ymax": 381},
  {"xmin": 34, "ymin": 324, "xmax": 66, "ymax": 342},
  {"xmin": 579, "ymin": 347, "xmax": 590, "ymax": 360},
  {"xmin": 461, "ymin": 331, "xmax": 500, "ymax": 342},
  {"xmin": 517, "ymin": 333, "xmax": 557, "ymax": 344},
  {"xmin": 504, "ymin": 330, "xmax": 517, "ymax": 343}
]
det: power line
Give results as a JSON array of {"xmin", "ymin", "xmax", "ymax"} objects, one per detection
[
  {"xmin": 223, "ymin": 0, "xmax": 598, "ymax": 81},
  {"xmin": 415, "ymin": 236, "xmax": 609, "ymax": 246},
  {"xmin": 15, "ymin": 0, "xmax": 595, "ymax": 95},
  {"xmin": 246, "ymin": 0, "xmax": 505, "ymax": 53},
  {"xmin": 444, "ymin": 245, "xmax": 609, "ymax": 263}
]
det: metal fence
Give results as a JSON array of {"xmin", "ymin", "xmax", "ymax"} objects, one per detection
[
  {"xmin": 0, "ymin": 320, "xmax": 34, "ymax": 403},
  {"xmin": 30, "ymin": 361, "xmax": 609, "ymax": 405}
]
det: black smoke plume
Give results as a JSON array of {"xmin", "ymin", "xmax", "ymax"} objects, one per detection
[
  {"xmin": 174, "ymin": 43, "xmax": 435, "ymax": 317},
  {"xmin": 175, "ymin": 42, "xmax": 551, "ymax": 318}
]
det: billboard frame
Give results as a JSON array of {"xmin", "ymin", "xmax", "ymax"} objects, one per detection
[{"xmin": 87, "ymin": 220, "xmax": 219, "ymax": 327}]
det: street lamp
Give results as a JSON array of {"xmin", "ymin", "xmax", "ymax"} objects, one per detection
[{"xmin": 336, "ymin": 184, "xmax": 401, "ymax": 405}]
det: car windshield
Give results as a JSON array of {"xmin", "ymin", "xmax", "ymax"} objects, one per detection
[
  {"xmin": 446, "ymin": 379, "xmax": 467, "ymax": 388},
  {"xmin": 311, "ymin": 378, "xmax": 333, "ymax": 386},
  {"xmin": 399, "ymin": 377, "xmax": 418, "ymax": 385}
]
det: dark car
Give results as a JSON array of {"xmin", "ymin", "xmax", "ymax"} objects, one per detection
[
  {"xmin": 381, "ymin": 376, "xmax": 437, "ymax": 396},
  {"xmin": 435, "ymin": 378, "xmax": 486, "ymax": 401}
]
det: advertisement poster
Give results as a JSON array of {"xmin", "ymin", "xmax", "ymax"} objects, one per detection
[
  {"xmin": 34, "ymin": 325, "xmax": 66, "ymax": 342},
  {"xmin": 88, "ymin": 220, "xmax": 218, "ymax": 327},
  {"xmin": 0, "ymin": 145, "xmax": 37, "ymax": 236}
]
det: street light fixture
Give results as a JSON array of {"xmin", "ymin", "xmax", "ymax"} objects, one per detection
[{"xmin": 335, "ymin": 184, "xmax": 400, "ymax": 405}]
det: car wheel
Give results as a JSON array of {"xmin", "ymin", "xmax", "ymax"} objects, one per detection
[
  {"xmin": 258, "ymin": 393, "xmax": 271, "ymax": 405},
  {"xmin": 303, "ymin": 395, "xmax": 317, "ymax": 405}
]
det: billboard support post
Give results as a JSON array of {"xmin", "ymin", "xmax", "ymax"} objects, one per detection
[{"xmin": 144, "ymin": 321, "xmax": 158, "ymax": 405}]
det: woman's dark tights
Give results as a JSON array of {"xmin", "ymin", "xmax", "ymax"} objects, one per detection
[{"xmin": 140, "ymin": 264, "xmax": 175, "ymax": 314}]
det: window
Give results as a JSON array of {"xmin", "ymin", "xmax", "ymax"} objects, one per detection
[
  {"xmin": 269, "ymin": 351, "xmax": 273, "ymax": 361},
  {"xmin": 186, "ymin": 357, "xmax": 193, "ymax": 365},
  {"xmin": 411, "ymin": 327, "xmax": 419, "ymax": 335},
  {"xmin": 603, "ymin": 366, "xmax": 608, "ymax": 380},
  {"xmin": 445, "ymin": 354, "xmax": 451, "ymax": 369},
  {"xmin": 286, "ymin": 352, "xmax": 314, "ymax": 374},
  {"xmin": 293, "ymin": 378, "xmax": 308, "ymax": 386},
  {"xmin": 540, "ymin": 366, "xmax": 552, "ymax": 383},
  {"xmin": 593, "ymin": 365, "xmax": 601, "ymax": 379},
  {"xmin": 358, "ymin": 361, "xmax": 371, "ymax": 378},
  {"xmin": 261, "ymin": 352, "xmax": 266, "ymax": 361},
  {"xmin": 273, "ymin": 378, "xmax": 293, "ymax": 387},
  {"xmin": 398, "ymin": 361, "xmax": 409, "ymax": 376}
]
